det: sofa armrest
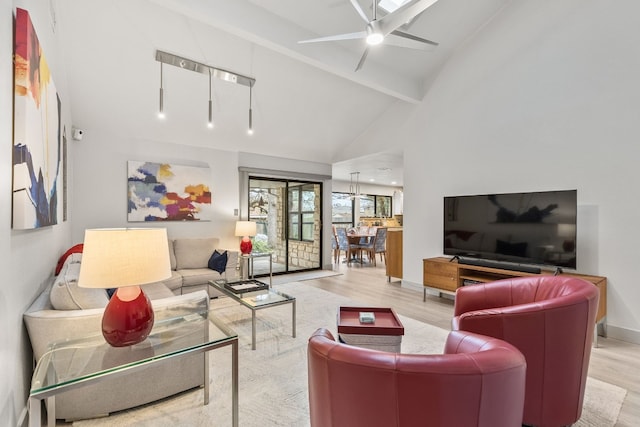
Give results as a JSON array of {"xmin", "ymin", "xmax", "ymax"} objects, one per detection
[
  {"xmin": 24, "ymin": 291, "xmax": 210, "ymax": 361},
  {"xmin": 224, "ymin": 250, "xmax": 240, "ymax": 280}
]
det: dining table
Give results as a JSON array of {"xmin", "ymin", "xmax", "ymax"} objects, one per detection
[{"xmin": 346, "ymin": 232, "xmax": 375, "ymax": 264}]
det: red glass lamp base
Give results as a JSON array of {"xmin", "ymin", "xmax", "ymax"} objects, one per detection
[
  {"xmin": 102, "ymin": 286, "xmax": 154, "ymax": 347},
  {"xmin": 240, "ymin": 237, "xmax": 253, "ymax": 255}
]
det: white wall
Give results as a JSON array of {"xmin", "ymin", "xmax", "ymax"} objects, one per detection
[
  {"xmin": 401, "ymin": 0, "xmax": 640, "ymax": 341},
  {"xmin": 2, "ymin": 0, "xmax": 73, "ymax": 423},
  {"xmin": 72, "ymin": 132, "xmax": 241, "ymax": 250}
]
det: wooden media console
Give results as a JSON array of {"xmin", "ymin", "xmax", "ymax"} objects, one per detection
[{"xmin": 423, "ymin": 257, "xmax": 607, "ymax": 327}]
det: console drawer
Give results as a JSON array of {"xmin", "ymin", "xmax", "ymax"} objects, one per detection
[{"xmin": 423, "ymin": 259, "xmax": 458, "ymax": 292}]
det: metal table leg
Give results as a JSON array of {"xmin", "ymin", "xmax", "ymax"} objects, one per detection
[
  {"xmin": 292, "ymin": 299, "xmax": 297, "ymax": 338},
  {"xmin": 252, "ymin": 310, "xmax": 257, "ymax": 350},
  {"xmin": 232, "ymin": 339, "xmax": 239, "ymax": 427}
]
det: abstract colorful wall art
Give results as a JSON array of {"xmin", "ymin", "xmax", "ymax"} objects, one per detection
[
  {"xmin": 127, "ymin": 161, "xmax": 212, "ymax": 222},
  {"xmin": 12, "ymin": 8, "xmax": 61, "ymax": 229}
]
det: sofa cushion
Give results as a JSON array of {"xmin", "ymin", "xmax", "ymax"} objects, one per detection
[
  {"xmin": 208, "ymin": 250, "xmax": 228, "ymax": 274},
  {"xmin": 140, "ymin": 282, "xmax": 176, "ymax": 300},
  {"xmin": 50, "ymin": 262, "xmax": 109, "ymax": 310},
  {"xmin": 173, "ymin": 238, "xmax": 219, "ymax": 270},
  {"xmin": 161, "ymin": 271, "xmax": 183, "ymax": 292},
  {"xmin": 178, "ymin": 268, "xmax": 223, "ymax": 287}
]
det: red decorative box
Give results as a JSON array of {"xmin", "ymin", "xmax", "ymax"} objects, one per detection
[{"xmin": 337, "ymin": 306, "xmax": 404, "ymax": 352}]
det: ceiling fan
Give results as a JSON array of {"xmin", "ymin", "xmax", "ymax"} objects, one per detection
[{"xmin": 298, "ymin": 0, "xmax": 440, "ymax": 71}]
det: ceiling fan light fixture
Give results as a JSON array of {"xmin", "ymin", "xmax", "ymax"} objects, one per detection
[
  {"xmin": 366, "ymin": 32, "xmax": 384, "ymax": 45},
  {"xmin": 297, "ymin": 0, "xmax": 440, "ymax": 71}
]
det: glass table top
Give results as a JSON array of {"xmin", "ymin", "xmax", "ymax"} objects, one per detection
[
  {"xmin": 209, "ymin": 280, "xmax": 295, "ymax": 309},
  {"xmin": 30, "ymin": 306, "xmax": 237, "ymax": 397}
]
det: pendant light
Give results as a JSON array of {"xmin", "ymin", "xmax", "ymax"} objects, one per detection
[
  {"xmin": 207, "ymin": 69, "xmax": 214, "ymax": 129},
  {"xmin": 158, "ymin": 62, "xmax": 165, "ymax": 119}
]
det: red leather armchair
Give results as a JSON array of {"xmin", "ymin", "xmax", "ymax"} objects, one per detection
[
  {"xmin": 452, "ymin": 276, "xmax": 599, "ymax": 427},
  {"xmin": 308, "ymin": 328, "xmax": 526, "ymax": 427}
]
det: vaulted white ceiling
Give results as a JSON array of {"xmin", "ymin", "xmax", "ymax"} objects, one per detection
[{"xmin": 55, "ymin": 0, "xmax": 508, "ymax": 184}]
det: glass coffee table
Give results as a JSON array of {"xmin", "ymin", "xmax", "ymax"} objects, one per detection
[
  {"xmin": 29, "ymin": 303, "xmax": 239, "ymax": 427},
  {"xmin": 210, "ymin": 279, "xmax": 296, "ymax": 350}
]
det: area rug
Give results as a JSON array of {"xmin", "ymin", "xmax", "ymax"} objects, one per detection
[{"xmin": 70, "ymin": 282, "xmax": 626, "ymax": 427}]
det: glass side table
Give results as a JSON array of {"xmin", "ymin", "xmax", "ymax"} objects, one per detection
[
  {"xmin": 29, "ymin": 305, "xmax": 239, "ymax": 427},
  {"xmin": 240, "ymin": 252, "xmax": 273, "ymax": 286}
]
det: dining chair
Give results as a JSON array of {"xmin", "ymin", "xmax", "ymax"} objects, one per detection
[
  {"xmin": 373, "ymin": 227, "xmax": 387, "ymax": 265},
  {"xmin": 331, "ymin": 229, "xmax": 339, "ymax": 264},
  {"xmin": 336, "ymin": 227, "xmax": 359, "ymax": 265},
  {"xmin": 361, "ymin": 227, "xmax": 387, "ymax": 266}
]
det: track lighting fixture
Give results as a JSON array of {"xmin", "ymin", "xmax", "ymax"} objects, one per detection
[
  {"xmin": 248, "ymin": 83, "xmax": 254, "ymax": 135},
  {"xmin": 208, "ymin": 69, "xmax": 214, "ymax": 129},
  {"xmin": 158, "ymin": 62, "xmax": 165, "ymax": 119},
  {"xmin": 154, "ymin": 50, "xmax": 256, "ymax": 133}
]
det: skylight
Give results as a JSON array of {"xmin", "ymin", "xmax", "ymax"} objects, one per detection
[{"xmin": 378, "ymin": 0, "xmax": 411, "ymax": 14}]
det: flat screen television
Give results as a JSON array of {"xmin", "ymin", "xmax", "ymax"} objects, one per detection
[{"xmin": 443, "ymin": 190, "xmax": 577, "ymax": 270}]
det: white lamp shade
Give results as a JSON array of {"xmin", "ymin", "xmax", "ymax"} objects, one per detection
[
  {"xmin": 235, "ymin": 221, "xmax": 257, "ymax": 237},
  {"xmin": 78, "ymin": 228, "xmax": 171, "ymax": 288}
]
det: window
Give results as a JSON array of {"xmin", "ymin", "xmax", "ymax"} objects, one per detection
[
  {"xmin": 332, "ymin": 192, "xmax": 394, "ymax": 227},
  {"xmin": 331, "ymin": 192, "xmax": 353, "ymax": 227},
  {"xmin": 376, "ymin": 195, "xmax": 392, "ymax": 217},
  {"xmin": 359, "ymin": 195, "xmax": 375, "ymax": 217},
  {"xmin": 360, "ymin": 194, "xmax": 392, "ymax": 218},
  {"xmin": 289, "ymin": 184, "xmax": 315, "ymax": 241}
]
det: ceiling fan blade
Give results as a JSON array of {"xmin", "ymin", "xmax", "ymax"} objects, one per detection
[
  {"xmin": 376, "ymin": 0, "xmax": 439, "ymax": 36},
  {"xmin": 355, "ymin": 47, "xmax": 370, "ymax": 72},
  {"xmin": 298, "ymin": 31, "xmax": 367, "ymax": 44},
  {"xmin": 385, "ymin": 34, "xmax": 435, "ymax": 50},
  {"xmin": 349, "ymin": 0, "xmax": 370, "ymax": 23},
  {"xmin": 388, "ymin": 30, "xmax": 439, "ymax": 49}
]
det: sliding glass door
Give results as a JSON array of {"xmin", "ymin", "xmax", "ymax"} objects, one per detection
[{"xmin": 249, "ymin": 177, "xmax": 322, "ymax": 275}]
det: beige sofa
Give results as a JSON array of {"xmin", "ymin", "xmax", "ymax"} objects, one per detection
[
  {"xmin": 23, "ymin": 237, "xmax": 238, "ymax": 421},
  {"xmin": 161, "ymin": 237, "xmax": 240, "ymax": 297}
]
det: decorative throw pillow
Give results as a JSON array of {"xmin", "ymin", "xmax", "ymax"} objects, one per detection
[
  {"xmin": 50, "ymin": 262, "xmax": 109, "ymax": 310},
  {"xmin": 208, "ymin": 250, "xmax": 228, "ymax": 274}
]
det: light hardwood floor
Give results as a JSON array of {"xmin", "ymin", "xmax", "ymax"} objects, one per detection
[{"xmin": 305, "ymin": 261, "xmax": 640, "ymax": 427}]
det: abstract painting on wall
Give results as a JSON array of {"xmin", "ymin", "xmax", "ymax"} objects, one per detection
[
  {"xmin": 12, "ymin": 8, "xmax": 62, "ymax": 229},
  {"xmin": 127, "ymin": 161, "xmax": 212, "ymax": 222}
]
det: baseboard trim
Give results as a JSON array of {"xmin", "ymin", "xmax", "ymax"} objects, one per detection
[
  {"xmin": 399, "ymin": 279, "xmax": 422, "ymax": 292},
  {"xmin": 606, "ymin": 324, "xmax": 640, "ymax": 345},
  {"xmin": 401, "ymin": 280, "xmax": 456, "ymax": 300}
]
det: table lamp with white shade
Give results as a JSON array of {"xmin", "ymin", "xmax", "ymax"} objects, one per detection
[
  {"xmin": 235, "ymin": 220, "xmax": 257, "ymax": 255},
  {"xmin": 78, "ymin": 228, "xmax": 171, "ymax": 347}
]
